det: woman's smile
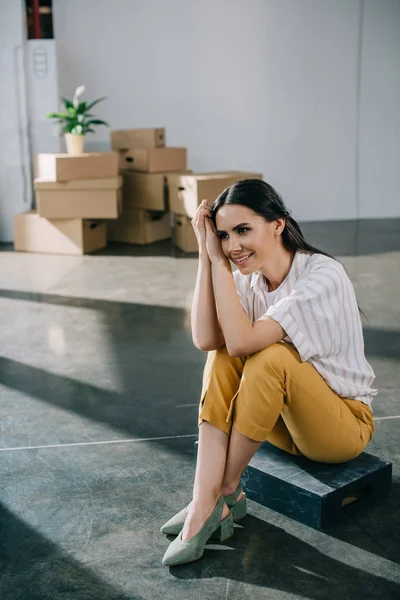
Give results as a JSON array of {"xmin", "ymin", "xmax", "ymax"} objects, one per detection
[{"xmin": 232, "ymin": 252, "xmax": 254, "ymax": 267}]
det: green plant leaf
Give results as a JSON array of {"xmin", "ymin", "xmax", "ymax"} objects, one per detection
[
  {"xmin": 61, "ymin": 97, "xmax": 74, "ymax": 110},
  {"xmin": 61, "ymin": 124, "xmax": 74, "ymax": 133},
  {"xmin": 46, "ymin": 112, "xmax": 69, "ymax": 119},
  {"xmin": 54, "ymin": 115, "xmax": 77, "ymax": 123},
  {"xmin": 86, "ymin": 96, "xmax": 107, "ymax": 111},
  {"xmin": 48, "ymin": 91, "xmax": 107, "ymax": 128},
  {"xmin": 76, "ymin": 101, "xmax": 87, "ymax": 115},
  {"xmin": 86, "ymin": 119, "xmax": 109, "ymax": 126}
]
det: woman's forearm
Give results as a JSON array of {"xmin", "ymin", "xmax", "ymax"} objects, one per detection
[
  {"xmin": 191, "ymin": 252, "xmax": 224, "ymax": 351},
  {"xmin": 211, "ymin": 258, "xmax": 253, "ymax": 356}
]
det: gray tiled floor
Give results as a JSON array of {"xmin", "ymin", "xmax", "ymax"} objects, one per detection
[{"xmin": 0, "ymin": 218, "xmax": 399, "ymax": 599}]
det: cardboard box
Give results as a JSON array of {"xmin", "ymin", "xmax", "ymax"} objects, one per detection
[
  {"xmin": 121, "ymin": 170, "xmax": 192, "ymax": 211},
  {"xmin": 111, "ymin": 128, "xmax": 165, "ymax": 150},
  {"xmin": 173, "ymin": 214, "xmax": 198, "ymax": 253},
  {"xmin": 13, "ymin": 211, "xmax": 106, "ymax": 255},
  {"xmin": 167, "ymin": 171, "xmax": 263, "ymax": 218},
  {"xmin": 118, "ymin": 147, "xmax": 187, "ymax": 173},
  {"xmin": 108, "ymin": 208, "xmax": 171, "ymax": 245},
  {"xmin": 34, "ymin": 177, "xmax": 123, "ymax": 219},
  {"xmin": 36, "ymin": 152, "xmax": 119, "ymax": 181},
  {"xmin": 121, "ymin": 172, "xmax": 166, "ymax": 211}
]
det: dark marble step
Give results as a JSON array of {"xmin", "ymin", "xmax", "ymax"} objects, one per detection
[{"xmin": 194, "ymin": 441, "xmax": 392, "ymax": 530}]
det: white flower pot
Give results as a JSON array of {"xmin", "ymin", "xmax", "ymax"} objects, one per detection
[{"xmin": 65, "ymin": 133, "xmax": 85, "ymax": 155}]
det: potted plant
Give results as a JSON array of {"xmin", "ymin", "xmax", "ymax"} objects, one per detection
[{"xmin": 46, "ymin": 85, "xmax": 109, "ymax": 154}]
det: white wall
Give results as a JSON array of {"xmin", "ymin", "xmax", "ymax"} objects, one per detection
[
  {"xmin": 52, "ymin": 0, "xmax": 400, "ymax": 221},
  {"xmin": 359, "ymin": 0, "xmax": 400, "ymax": 218},
  {"xmin": 0, "ymin": 0, "xmax": 32, "ymax": 242},
  {"xmin": 25, "ymin": 40, "xmax": 61, "ymax": 157}
]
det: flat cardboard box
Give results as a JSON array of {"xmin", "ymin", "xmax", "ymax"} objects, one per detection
[
  {"xmin": 108, "ymin": 208, "xmax": 171, "ymax": 245},
  {"xmin": 167, "ymin": 171, "xmax": 263, "ymax": 218},
  {"xmin": 121, "ymin": 170, "xmax": 192, "ymax": 211},
  {"xmin": 13, "ymin": 211, "xmax": 106, "ymax": 255},
  {"xmin": 118, "ymin": 147, "xmax": 187, "ymax": 173},
  {"xmin": 34, "ymin": 177, "xmax": 123, "ymax": 219},
  {"xmin": 173, "ymin": 214, "xmax": 198, "ymax": 253},
  {"xmin": 36, "ymin": 152, "xmax": 119, "ymax": 181},
  {"xmin": 111, "ymin": 128, "xmax": 165, "ymax": 150}
]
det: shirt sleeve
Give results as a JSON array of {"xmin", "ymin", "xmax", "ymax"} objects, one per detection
[{"xmin": 264, "ymin": 264, "xmax": 346, "ymax": 362}]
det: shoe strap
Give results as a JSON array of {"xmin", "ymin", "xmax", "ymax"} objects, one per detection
[{"xmin": 224, "ymin": 482, "xmax": 243, "ymax": 507}]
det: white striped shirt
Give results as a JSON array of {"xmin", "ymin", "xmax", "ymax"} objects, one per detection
[{"xmin": 233, "ymin": 250, "xmax": 378, "ymax": 408}]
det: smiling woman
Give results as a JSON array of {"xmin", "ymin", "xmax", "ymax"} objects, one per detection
[
  {"xmin": 211, "ymin": 178, "xmax": 334, "ymax": 279},
  {"xmin": 160, "ymin": 178, "xmax": 377, "ymax": 568},
  {"xmin": 216, "ymin": 221, "xmax": 255, "ymax": 267}
]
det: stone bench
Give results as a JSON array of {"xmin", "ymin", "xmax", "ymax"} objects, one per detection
[{"xmin": 194, "ymin": 441, "xmax": 392, "ymax": 530}]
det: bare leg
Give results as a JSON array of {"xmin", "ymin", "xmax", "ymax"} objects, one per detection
[
  {"xmin": 181, "ymin": 421, "xmax": 230, "ymax": 541},
  {"xmin": 221, "ymin": 426, "xmax": 262, "ymax": 497},
  {"xmin": 182, "ymin": 423, "xmax": 262, "ymax": 541}
]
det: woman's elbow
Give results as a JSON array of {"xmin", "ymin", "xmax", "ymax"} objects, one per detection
[
  {"xmin": 195, "ymin": 340, "xmax": 226, "ymax": 352},
  {"xmin": 196, "ymin": 343, "xmax": 213, "ymax": 352},
  {"xmin": 226, "ymin": 344, "xmax": 246, "ymax": 358},
  {"xmin": 194, "ymin": 341, "xmax": 217, "ymax": 352}
]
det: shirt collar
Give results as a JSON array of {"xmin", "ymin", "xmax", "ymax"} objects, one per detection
[{"xmin": 250, "ymin": 270, "xmax": 264, "ymax": 291}]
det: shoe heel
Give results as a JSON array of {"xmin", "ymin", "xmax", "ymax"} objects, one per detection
[
  {"xmin": 232, "ymin": 496, "xmax": 247, "ymax": 522},
  {"xmin": 209, "ymin": 514, "xmax": 234, "ymax": 542}
]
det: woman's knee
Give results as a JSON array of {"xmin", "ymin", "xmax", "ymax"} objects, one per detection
[
  {"xmin": 244, "ymin": 342, "xmax": 298, "ymax": 373},
  {"xmin": 206, "ymin": 345, "xmax": 244, "ymax": 371}
]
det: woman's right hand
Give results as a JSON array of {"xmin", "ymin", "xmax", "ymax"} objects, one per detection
[{"xmin": 191, "ymin": 199, "xmax": 212, "ymax": 256}]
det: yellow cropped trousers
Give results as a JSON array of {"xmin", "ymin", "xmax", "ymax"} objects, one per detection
[{"xmin": 198, "ymin": 342, "xmax": 375, "ymax": 464}]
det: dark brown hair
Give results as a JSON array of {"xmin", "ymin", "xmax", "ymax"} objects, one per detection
[{"xmin": 211, "ymin": 178, "xmax": 366, "ymax": 319}]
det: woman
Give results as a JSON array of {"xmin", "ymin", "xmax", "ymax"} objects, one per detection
[{"xmin": 161, "ymin": 179, "xmax": 377, "ymax": 567}]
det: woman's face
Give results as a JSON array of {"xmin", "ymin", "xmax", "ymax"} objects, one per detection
[{"xmin": 215, "ymin": 204, "xmax": 284, "ymax": 273}]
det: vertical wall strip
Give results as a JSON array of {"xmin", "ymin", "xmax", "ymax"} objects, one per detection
[
  {"xmin": 32, "ymin": 0, "xmax": 41, "ymax": 39},
  {"xmin": 355, "ymin": 0, "xmax": 364, "ymax": 224}
]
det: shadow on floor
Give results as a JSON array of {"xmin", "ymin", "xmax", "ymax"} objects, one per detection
[
  {"xmin": 0, "ymin": 289, "xmax": 398, "ymax": 453},
  {"xmin": 326, "ymin": 480, "xmax": 400, "ymax": 565},
  {"xmin": 167, "ymin": 507, "xmax": 400, "ymax": 599},
  {"xmin": 0, "ymin": 502, "xmax": 134, "ymax": 600},
  {"xmin": 2, "ymin": 490, "xmax": 398, "ymax": 599},
  {"xmin": 0, "ymin": 290, "xmax": 398, "ymax": 586},
  {"xmin": 0, "ymin": 352, "xmax": 198, "ymax": 458},
  {"xmin": 0, "ymin": 288, "xmax": 398, "ymax": 360}
]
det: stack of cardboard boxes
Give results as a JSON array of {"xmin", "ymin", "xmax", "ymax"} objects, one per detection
[
  {"xmin": 13, "ymin": 127, "xmax": 264, "ymax": 255},
  {"xmin": 14, "ymin": 153, "xmax": 122, "ymax": 255},
  {"xmin": 109, "ymin": 128, "xmax": 188, "ymax": 245},
  {"xmin": 168, "ymin": 171, "xmax": 264, "ymax": 252},
  {"xmin": 109, "ymin": 127, "xmax": 263, "ymax": 252}
]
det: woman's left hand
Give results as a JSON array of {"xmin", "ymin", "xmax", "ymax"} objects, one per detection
[{"xmin": 204, "ymin": 213, "xmax": 229, "ymax": 265}]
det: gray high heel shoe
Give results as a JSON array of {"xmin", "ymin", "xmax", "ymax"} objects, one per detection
[
  {"xmin": 162, "ymin": 496, "xmax": 233, "ymax": 567},
  {"xmin": 160, "ymin": 482, "xmax": 246, "ymax": 536}
]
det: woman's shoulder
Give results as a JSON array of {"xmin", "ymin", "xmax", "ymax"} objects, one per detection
[
  {"xmin": 303, "ymin": 252, "xmax": 346, "ymax": 277},
  {"xmin": 297, "ymin": 252, "xmax": 352, "ymax": 299}
]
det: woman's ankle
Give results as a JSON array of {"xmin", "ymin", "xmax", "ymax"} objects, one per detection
[
  {"xmin": 191, "ymin": 491, "xmax": 220, "ymax": 510},
  {"xmin": 221, "ymin": 480, "xmax": 241, "ymax": 497}
]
